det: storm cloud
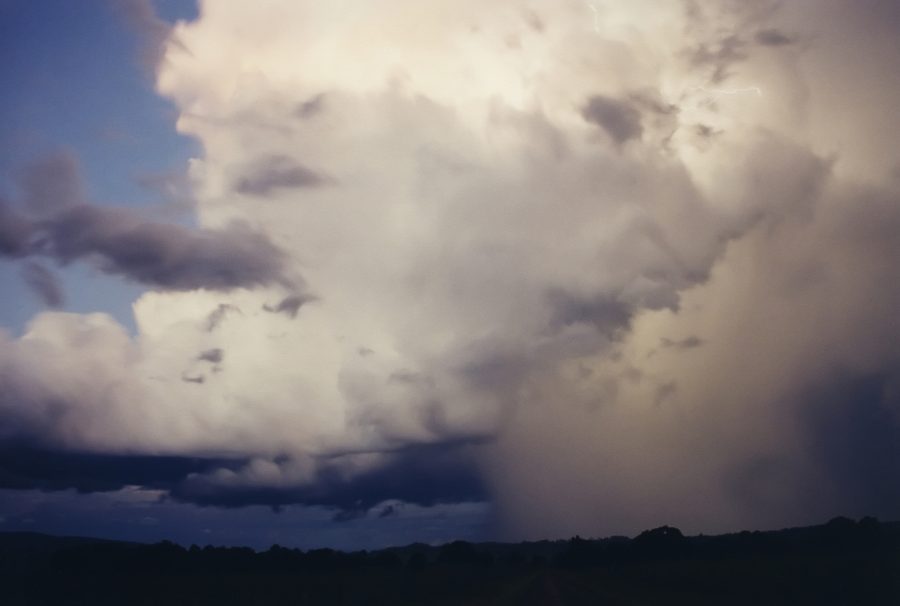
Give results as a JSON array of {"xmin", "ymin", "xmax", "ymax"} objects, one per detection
[
  {"xmin": 1, "ymin": 166, "xmax": 287, "ymax": 292},
  {"xmin": 172, "ymin": 444, "xmax": 486, "ymax": 513},
  {"xmin": 1, "ymin": 0, "xmax": 899, "ymax": 537},
  {"xmin": 20, "ymin": 261, "xmax": 64, "ymax": 308},
  {"xmin": 235, "ymin": 155, "xmax": 331, "ymax": 196},
  {"xmin": 35, "ymin": 204, "xmax": 285, "ymax": 291},
  {"xmin": 581, "ymin": 95, "xmax": 643, "ymax": 144},
  {"xmin": 0, "ymin": 199, "xmax": 32, "ymax": 256},
  {"xmin": 0, "ymin": 441, "xmax": 484, "ymax": 515},
  {"xmin": 16, "ymin": 149, "xmax": 84, "ymax": 216}
]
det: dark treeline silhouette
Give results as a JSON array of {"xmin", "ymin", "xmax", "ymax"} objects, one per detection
[{"xmin": 1, "ymin": 516, "xmax": 898, "ymax": 604}]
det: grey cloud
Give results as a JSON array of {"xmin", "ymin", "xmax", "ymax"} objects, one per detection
[
  {"xmin": 0, "ymin": 445, "xmax": 234, "ymax": 494},
  {"xmin": 581, "ymin": 95, "xmax": 643, "ymax": 144},
  {"xmin": 0, "ymin": 368, "xmax": 486, "ymax": 513},
  {"xmin": 206, "ymin": 303, "xmax": 241, "ymax": 331},
  {"xmin": 235, "ymin": 155, "xmax": 331, "ymax": 196},
  {"xmin": 388, "ymin": 369, "xmax": 424, "ymax": 384},
  {"xmin": 4, "ymin": 153, "xmax": 287, "ymax": 292},
  {"xmin": 36, "ymin": 204, "xmax": 285, "ymax": 291},
  {"xmin": 20, "ymin": 261, "xmax": 64, "ymax": 308},
  {"xmin": 296, "ymin": 93, "xmax": 326, "ymax": 119},
  {"xmin": 755, "ymin": 29, "xmax": 795, "ymax": 46},
  {"xmin": 722, "ymin": 374, "xmax": 900, "ymax": 528},
  {"xmin": 4, "ymin": 0, "xmax": 900, "ymax": 546},
  {"xmin": 197, "ymin": 348, "xmax": 224, "ymax": 364},
  {"xmin": 654, "ymin": 381, "xmax": 677, "ymax": 405},
  {"xmin": 172, "ymin": 444, "xmax": 486, "ymax": 513},
  {"xmin": 459, "ymin": 350, "xmax": 530, "ymax": 393},
  {"xmin": 660, "ymin": 336, "xmax": 703, "ymax": 350},
  {"xmin": 378, "ymin": 504, "xmax": 397, "ymax": 518},
  {"xmin": 805, "ymin": 375, "xmax": 900, "ymax": 519},
  {"xmin": 630, "ymin": 90, "xmax": 678, "ymax": 117},
  {"xmin": 695, "ymin": 124, "xmax": 720, "ymax": 139},
  {"xmin": 332, "ymin": 508, "xmax": 366, "ymax": 522},
  {"xmin": 16, "ymin": 150, "xmax": 84, "ymax": 215},
  {"xmin": 263, "ymin": 294, "xmax": 310, "ymax": 318},
  {"xmin": 524, "ymin": 10, "xmax": 544, "ymax": 33},
  {"xmin": 0, "ymin": 200, "xmax": 31, "ymax": 257},
  {"xmin": 485, "ymin": 117, "xmax": 900, "ymax": 540},
  {"xmin": 111, "ymin": 0, "xmax": 177, "ymax": 72},
  {"xmin": 688, "ymin": 34, "xmax": 748, "ymax": 83},
  {"xmin": 547, "ymin": 290, "xmax": 633, "ymax": 335}
]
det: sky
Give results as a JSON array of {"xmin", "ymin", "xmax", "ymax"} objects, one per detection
[{"xmin": 0, "ymin": 0, "xmax": 899, "ymax": 551}]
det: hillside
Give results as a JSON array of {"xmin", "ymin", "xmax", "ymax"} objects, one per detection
[{"xmin": 1, "ymin": 516, "xmax": 898, "ymax": 604}]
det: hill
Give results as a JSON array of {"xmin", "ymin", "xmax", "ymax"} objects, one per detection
[{"xmin": 1, "ymin": 516, "xmax": 898, "ymax": 604}]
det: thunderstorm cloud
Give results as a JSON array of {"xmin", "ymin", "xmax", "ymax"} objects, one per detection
[{"xmin": 1, "ymin": 0, "xmax": 899, "ymax": 539}]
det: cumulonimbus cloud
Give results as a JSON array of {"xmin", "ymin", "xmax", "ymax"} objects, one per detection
[{"xmin": 1, "ymin": 0, "xmax": 899, "ymax": 534}]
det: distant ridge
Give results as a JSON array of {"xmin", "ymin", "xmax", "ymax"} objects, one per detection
[{"xmin": 2, "ymin": 517, "xmax": 898, "ymax": 604}]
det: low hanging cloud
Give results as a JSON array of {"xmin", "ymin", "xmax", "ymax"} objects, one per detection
[
  {"xmin": 111, "ymin": 0, "xmax": 181, "ymax": 73},
  {"xmin": 16, "ymin": 149, "xmax": 85, "ymax": 216},
  {"xmin": 1, "ymin": 152, "xmax": 288, "ymax": 292},
  {"xmin": 1, "ymin": 0, "xmax": 899, "ymax": 533},
  {"xmin": 0, "ymin": 199, "xmax": 32, "ymax": 256},
  {"xmin": 197, "ymin": 348, "xmax": 223, "ymax": 364},
  {"xmin": 235, "ymin": 155, "xmax": 332, "ymax": 196},
  {"xmin": 35, "ymin": 204, "xmax": 286, "ymax": 291},
  {"xmin": 19, "ymin": 261, "xmax": 64, "ymax": 308},
  {"xmin": 581, "ymin": 95, "xmax": 644, "ymax": 145},
  {"xmin": 754, "ymin": 28, "xmax": 795, "ymax": 47}
]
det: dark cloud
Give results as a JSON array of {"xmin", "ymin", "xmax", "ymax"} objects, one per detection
[
  {"xmin": 524, "ymin": 10, "xmax": 544, "ymax": 33},
  {"xmin": 0, "ymin": 199, "xmax": 32, "ymax": 257},
  {"xmin": 296, "ymin": 93, "xmax": 326, "ymax": 119},
  {"xmin": 688, "ymin": 34, "xmax": 748, "ymax": 83},
  {"xmin": 0, "ymin": 441, "xmax": 484, "ymax": 516},
  {"xmin": 694, "ymin": 124, "xmax": 720, "ymax": 140},
  {"xmin": 660, "ymin": 336, "xmax": 703, "ymax": 350},
  {"xmin": 755, "ymin": 28, "xmax": 795, "ymax": 47},
  {"xmin": 35, "ymin": 204, "xmax": 285, "ymax": 291},
  {"xmin": 172, "ymin": 444, "xmax": 486, "ymax": 513},
  {"xmin": 20, "ymin": 261, "xmax": 64, "ymax": 308},
  {"xmin": 630, "ymin": 90, "xmax": 678, "ymax": 117},
  {"xmin": 332, "ymin": 508, "xmax": 366, "ymax": 522},
  {"xmin": 206, "ymin": 303, "xmax": 241, "ymax": 331},
  {"xmin": 16, "ymin": 150, "xmax": 84, "ymax": 215},
  {"xmin": 547, "ymin": 290, "xmax": 632, "ymax": 335},
  {"xmin": 0, "ymin": 445, "xmax": 234, "ymax": 494},
  {"xmin": 654, "ymin": 381, "xmax": 677, "ymax": 405},
  {"xmin": 197, "ymin": 348, "xmax": 224, "ymax": 364},
  {"xmin": 263, "ymin": 294, "xmax": 310, "ymax": 318},
  {"xmin": 720, "ymin": 374, "xmax": 900, "ymax": 528},
  {"xmin": 3, "ymin": 153, "xmax": 287, "ymax": 292},
  {"xmin": 459, "ymin": 350, "xmax": 530, "ymax": 393},
  {"xmin": 378, "ymin": 504, "xmax": 397, "ymax": 518},
  {"xmin": 389, "ymin": 370, "xmax": 433, "ymax": 386},
  {"xmin": 110, "ymin": 0, "xmax": 177, "ymax": 72},
  {"xmin": 235, "ymin": 155, "xmax": 331, "ymax": 196},
  {"xmin": 581, "ymin": 95, "xmax": 643, "ymax": 145},
  {"xmin": 805, "ymin": 375, "xmax": 900, "ymax": 519}
]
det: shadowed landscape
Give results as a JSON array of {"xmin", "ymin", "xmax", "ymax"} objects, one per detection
[{"xmin": 2, "ymin": 516, "xmax": 898, "ymax": 605}]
